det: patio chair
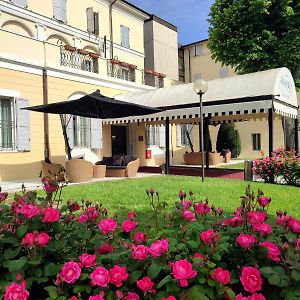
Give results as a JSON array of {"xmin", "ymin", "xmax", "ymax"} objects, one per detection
[
  {"xmin": 65, "ymin": 159, "xmax": 93, "ymax": 183},
  {"xmin": 41, "ymin": 161, "xmax": 65, "ymax": 177}
]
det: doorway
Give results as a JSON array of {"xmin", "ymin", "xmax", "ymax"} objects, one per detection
[{"xmin": 111, "ymin": 125, "xmax": 127, "ymax": 155}]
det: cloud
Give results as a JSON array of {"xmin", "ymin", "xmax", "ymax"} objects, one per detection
[{"xmin": 128, "ymin": 0, "xmax": 214, "ymax": 44}]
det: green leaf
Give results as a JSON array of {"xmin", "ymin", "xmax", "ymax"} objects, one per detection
[
  {"xmin": 44, "ymin": 263, "xmax": 60, "ymax": 277},
  {"xmin": 157, "ymin": 275, "xmax": 173, "ymax": 288},
  {"xmin": 4, "ymin": 247, "xmax": 21, "ymax": 260},
  {"xmin": 187, "ymin": 240, "xmax": 199, "ymax": 249},
  {"xmin": 291, "ymin": 270, "xmax": 300, "ymax": 281},
  {"xmin": 15, "ymin": 225, "xmax": 29, "ymax": 238},
  {"xmin": 212, "ymin": 253, "xmax": 221, "ymax": 261},
  {"xmin": 188, "ymin": 285, "xmax": 209, "ymax": 300},
  {"xmin": 129, "ymin": 270, "xmax": 143, "ymax": 283},
  {"xmin": 79, "ymin": 272, "xmax": 89, "ymax": 280},
  {"xmin": 147, "ymin": 263, "xmax": 162, "ymax": 279},
  {"xmin": 6, "ymin": 257, "xmax": 27, "ymax": 272},
  {"xmin": 225, "ymin": 288, "xmax": 236, "ymax": 300},
  {"xmin": 44, "ymin": 286, "xmax": 57, "ymax": 299}
]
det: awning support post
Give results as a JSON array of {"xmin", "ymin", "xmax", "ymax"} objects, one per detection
[
  {"xmin": 268, "ymin": 108, "xmax": 274, "ymax": 157},
  {"xmin": 295, "ymin": 118, "xmax": 299, "ymax": 153},
  {"xmin": 60, "ymin": 114, "xmax": 72, "ymax": 160},
  {"xmin": 165, "ymin": 117, "xmax": 170, "ymax": 174}
]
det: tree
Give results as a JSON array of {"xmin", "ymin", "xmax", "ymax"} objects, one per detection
[
  {"xmin": 208, "ymin": 0, "xmax": 300, "ymax": 148},
  {"xmin": 216, "ymin": 123, "xmax": 241, "ymax": 158}
]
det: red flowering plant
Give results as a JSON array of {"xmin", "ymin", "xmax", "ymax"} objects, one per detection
[
  {"xmin": 252, "ymin": 148, "xmax": 300, "ymax": 185},
  {"xmin": 0, "ymin": 183, "xmax": 300, "ymax": 299}
]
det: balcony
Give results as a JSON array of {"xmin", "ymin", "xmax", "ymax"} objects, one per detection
[
  {"xmin": 143, "ymin": 69, "xmax": 165, "ymax": 88},
  {"xmin": 107, "ymin": 59, "xmax": 136, "ymax": 82}
]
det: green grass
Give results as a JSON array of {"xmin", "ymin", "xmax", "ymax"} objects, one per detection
[
  {"xmin": 46, "ymin": 176, "xmax": 300, "ymax": 218},
  {"xmin": 217, "ymin": 162, "xmax": 245, "ymax": 170}
]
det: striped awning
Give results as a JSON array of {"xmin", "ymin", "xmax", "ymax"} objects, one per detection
[{"xmin": 103, "ymin": 67, "xmax": 298, "ymax": 124}]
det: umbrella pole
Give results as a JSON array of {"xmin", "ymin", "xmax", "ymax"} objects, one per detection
[{"xmin": 60, "ymin": 114, "xmax": 72, "ymax": 160}]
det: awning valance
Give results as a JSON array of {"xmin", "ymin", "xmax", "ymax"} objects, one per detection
[{"xmin": 104, "ymin": 67, "xmax": 298, "ymax": 124}]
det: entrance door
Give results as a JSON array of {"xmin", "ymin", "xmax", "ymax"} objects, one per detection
[{"xmin": 111, "ymin": 125, "xmax": 127, "ymax": 155}]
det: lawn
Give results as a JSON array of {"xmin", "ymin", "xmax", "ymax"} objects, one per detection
[{"xmin": 48, "ymin": 175, "xmax": 300, "ymax": 219}]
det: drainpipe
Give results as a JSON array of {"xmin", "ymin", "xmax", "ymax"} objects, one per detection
[{"xmin": 109, "ymin": 0, "xmax": 118, "ymax": 60}]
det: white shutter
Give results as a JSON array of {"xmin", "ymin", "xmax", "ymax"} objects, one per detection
[
  {"xmin": 61, "ymin": 0, "xmax": 67, "ymax": 23},
  {"xmin": 159, "ymin": 125, "xmax": 165, "ymax": 148},
  {"xmin": 94, "ymin": 12, "xmax": 99, "ymax": 35},
  {"xmin": 53, "ymin": 0, "xmax": 61, "ymax": 20},
  {"xmin": 87, "ymin": 7, "xmax": 94, "ymax": 33},
  {"xmin": 11, "ymin": 0, "xmax": 27, "ymax": 8},
  {"xmin": 90, "ymin": 118, "xmax": 102, "ymax": 149},
  {"xmin": 176, "ymin": 125, "xmax": 182, "ymax": 147},
  {"xmin": 66, "ymin": 114, "xmax": 74, "ymax": 149},
  {"xmin": 16, "ymin": 98, "xmax": 30, "ymax": 151}
]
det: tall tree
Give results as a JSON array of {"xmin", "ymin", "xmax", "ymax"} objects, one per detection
[{"xmin": 208, "ymin": 0, "xmax": 300, "ymax": 148}]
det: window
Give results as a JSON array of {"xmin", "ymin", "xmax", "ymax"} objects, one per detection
[
  {"xmin": 180, "ymin": 124, "xmax": 193, "ymax": 147},
  {"xmin": 11, "ymin": 0, "xmax": 27, "ymax": 8},
  {"xmin": 252, "ymin": 133, "xmax": 261, "ymax": 151},
  {"xmin": 73, "ymin": 116, "xmax": 90, "ymax": 147},
  {"xmin": 53, "ymin": 0, "xmax": 67, "ymax": 23},
  {"xmin": 121, "ymin": 25, "xmax": 130, "ymax": 48},
  {"xmin": 120, "ymin": 68, "xmax": 130, "ymax": 81},
  {"xmin": 86, "ymin": 7, "xmax": 99, "ymax": 35},
  {"xmin": 0, "ymin": 96, "xmax": 30, "ymax": 151},
  {"xmin": 0, "ymin": 98, "xmax": 15, "ymax": 150},
  {"xmin": 146, "ymin": 125, "xmax": 159, "ymax": 147},
  {"xmin": 192, "ymin": 44, "xmax": 203, "ymax": 56}
]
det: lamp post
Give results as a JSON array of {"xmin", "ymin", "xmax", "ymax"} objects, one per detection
[{"xmin": 193, "ymin": 79, "xmax": 208, "ymax": 182}]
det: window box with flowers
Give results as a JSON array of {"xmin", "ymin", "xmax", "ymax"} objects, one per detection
[
  {"xmin": 119, "ymin": 61, "xmax": 130, "ymax": 68},
  {"xmin": 78, "ymin": 49, "xmax": 89, "ymax": 55},
  {"xmin": 129, "ymin": 64, "xmax": 137, "ymax": 70},
  {"xmin": 64, "ymin": 45, "xmax": 77, "ymax": 52},
  {"xmin": 111, "ymin": 58, "xmax": 120, "ymax": 65},
  {"xmin": 89, "ymin": 52, "xmax": 100, "ymax": 59},
  {"xmin": 145, "ymin": 69, "xmax": 154, "ymax": 75}
]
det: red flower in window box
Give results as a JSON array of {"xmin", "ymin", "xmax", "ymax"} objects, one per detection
[
  {"xmin": 111, "ymin": 58, "xmax": 120, "ymax": 64},
  {"xmin": 129, "ymin": 64, "xmax": 137, "ymax": 70},
  {"xmin": 64, "ymin": 45, "xmax": 77, "ymax": 52},
  {"xmin": 78, "ymin": 49, "xmax": 89, "ymax": 55},
  {"xmin": 89, "ymin": 52, "xmax": 100, "ymax": 59},
  {"xmin": 119, "ymin": 61, "xmax": 130, "ymax": 68}
]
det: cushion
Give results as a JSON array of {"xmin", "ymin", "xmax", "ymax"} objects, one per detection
[
  {"xmin": 112, "ymin": 154, "xmax": 124, "ymax": 166},
  {"xmin": 106, "ymin": 165, "xmax": 127, "ymax": 170},
  {"xmin": 97, "ymin": 156, "xmax": 113, "ymax": 166},
  {"xmin": 122, "ymin": 155, "xmax": 137, "ymax": 166}
]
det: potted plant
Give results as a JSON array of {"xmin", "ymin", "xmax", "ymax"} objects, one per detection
[
  {"xmin": 145, "ymin": 69, "xmax": 154, "ymax": 74},
  {"xmin": 89, "ymin": 52, "xmax": 100, "ymax": 59},
  {"xmin": 78, "ymin": 49, "xmax": 89, "ymax": 55},
  {"xmin": 158, "ymin": 73, "xmax": 166, "ymax": 78},
  {"xmin": 64, "ymin": 45, "xmax": 77, "ymax": 52},
  {"xmin": 129, "ymin": 64, "xmax": 137, "ymax": 70},
  {"xmin": 111, "ymin": 58, "xmax": 120, "ymax": 64},
  {"xmin": 119, "ymin": 61, "xmax": 130, "ymax": 68}
]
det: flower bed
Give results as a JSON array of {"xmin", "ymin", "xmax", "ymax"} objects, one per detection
[
  {"xmin": 0, "ymin": 181, "xmax": 299, "ymax": 299},
  {"xmin": 252, "ymin": 149, "xmax": 300, "ymax": 185}
]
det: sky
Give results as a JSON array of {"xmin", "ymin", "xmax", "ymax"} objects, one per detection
[{"xmin": 127, "ymin": 0, "xmax": 215, "ymax": 45}]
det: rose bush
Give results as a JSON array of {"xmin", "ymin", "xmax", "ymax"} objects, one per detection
[
  {"xmin": 252, "ymin": 148, "xmax": 300, "ymax": 185},
  {"xmin": 0, "ymin": 181, "xmax": 299, "ymax": 299}
]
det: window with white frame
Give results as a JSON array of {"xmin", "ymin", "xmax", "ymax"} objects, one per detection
[
  {"xmin": 73, "ymin": 116, "xmax": 90, "ymax": 148},
  {"xmin": 86, "ymin": 7, "xmax": 99, "ymax": 35},
  {"xmin": 180, "ymin": 124, "xmax": 193, "ymax": 147},
  {"xmin": 53, "ymin": 0, "xmax": 67, "ymax": 23},
  {"xmin": 120, "ymin": 25, "xmax": 130, "ymax": 48},
  {"xmin": 252, "ymin": 133, "xmax": 261, "ymax": 151},
  {"xmin": 192, "ymin": 44, "xmax": 203, "ymax": 56},
  {"xmin": 0, "ymin": 96, "xmax": 30, "ymax": 151},
  {"xmin": 120, "ymin": 68, "xmax": 130, "ymax": 81},
  {"xmin": 146, "ymin": 125, "xmax": 159, "ymax": 147}
]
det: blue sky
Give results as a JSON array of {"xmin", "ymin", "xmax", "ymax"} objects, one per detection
[{"xmin": 128, "ymin": 0, "xmax": 215, "ymax": 45}]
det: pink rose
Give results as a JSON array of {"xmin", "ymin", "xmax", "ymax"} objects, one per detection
[
  {"xmin": 134, "ymin": 232, "xmax": 147, "ymax": 243},
  {"xmin": 43, "ymin": 207, "xmax": 60, "ymax": 223},
  {"xmin": 136, "ymin": 276, "xmax": 154, "ymax": 293},
  {"xmin": 200, "ymin": 229, "xmax": 218, "ymax": 245},
  {"xmin": 259, "ymin": 241, "xmax": 281, "ymax": 262},
  {"xmin": 79, "ymin": 253, "xmax": 97, "ymax": 268},
  {"xmin": 181, "ymin": 200, "xmax": 192, "ymax": 209},
  {"xmin": 36, "ymin": 233, "xmax": 50, "ymax": 247},
  {"xmin": 116, "ymin": 290, "xmax": 123, "ymax": 299},
  {"xmin": 98, "ymin": 218, "xmax": 118, "ymax": 234},
  {"xmin": 163, "ymin": 297, "xmax": 177, "ymax": 300},
  {"xmin": 247, "ymin": 211, "xmax": 266, "ymax": 224},
  {"xmin": 149, "ymin": 239, "xmax": 168, "ymax": 257},
  {"xmin": 252, "ymin": 223, "xmax": 272, "ymax": 236},
  {"xmin": 20, "ymin": 204, "xmax": 40, "ymax": 219},
  {"xmin": 236, "ymin": 234, "xmax": 256, "ymax": 249},
  {"xmin": 193, "ymin": 252, "xmax": 205, "ymax": 266},
  {"xmin": 182, "ymin": 210, "xmax": 196, "ymax": 222},
  {"xmin": 70, "ymin": 297, "xmax": 78, "ymax": 300},
  {"xmin": 97, "ymin": 243, "xmax": 114, "ymax": 254},
  {"xmin": 288, "ymin": 219, "xmax": 300, "ymax": 233},
  {"xmin": 21, "ymin": 232, "xmax": 37, "ymax": 248},
  {"xmin": 0, "ymin": 192, "xmax": 8, "ymax": 202},
  {"xmin": 128, "ymin": 211, "xmax": 136, "ymax": 219},
  {"xmin": 257, "ymin": 197, "xmax": 271, "ymax": 207},
  {"xmin": 4, "ymin": 282, "xmax": 29, "ymax": 300},
  {"xmin": 121, "ymin": 220, "xmax": 138, "ymax": 233},
  {"xmin": 124, "ymin": 292, "xmax": 140, "ymax": 300},
  {"xmin": 249, "ymin": 294, "xmax": 266, "ymax": 300},
  {"xmin": 109, "ymin": 265, "xmax": 129, "ymax": 287},
  {"xmin": 296, "ymin": 239, "xmax": 300, "ymax": 251},
  {"xmin": 67, "ymin": 200, "xmax": 81, "ymax": 212},
  {"xmin": 276, "ymin": 214, "xmax": 292, "ymax": 226},
  {"xmin": 195, "ymin": 203, "xmax": 211, "ymax": 214},
  {"xmin": 211, "ymin": 267, "xmax": 230, "ymax": 285},
  {"xmin": 59, "ymin": 261, "xmax": 81, "ymax": 284},
  {"xmin": 172, "ymin": 259, "xmax": 197, "ymax": 287},
  {"xmin": 131, "ymin": 245, "xmax": 149, "ymax": 260},
  {"xmin": 240, "ymin": 266, "xmax": 262, "ymax": 294},
  {"xmin": 90, "ymin": 266, "xmax": 110, "ymax": 287},
  {"xmin": 88, "ymin": 295, "xmax": 105, "ymax": 300}
]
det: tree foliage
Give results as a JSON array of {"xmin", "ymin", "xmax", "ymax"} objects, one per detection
[{"xmin": 208, "ymin": 0, "xmax": 300, "ymax": 86}]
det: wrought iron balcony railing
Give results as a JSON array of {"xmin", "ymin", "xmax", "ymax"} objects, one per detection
[
  {"xmin": 107, "ymin": 60, "xmax": 136, "ymax": 82},
  {"xmin": 143, "ymin": 70, "xmax": 165, "ymax": 88}
]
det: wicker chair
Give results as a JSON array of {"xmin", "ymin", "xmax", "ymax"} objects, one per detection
[
  {"xmin": 183, "ymin": 152, "xmax": 223, "ymax": 166},
  {"xmin": 41, "ymin": 161, "xmax": 65, "ymax": 177},
  {"xmin": 65, "ymin": 159, "xmax": 93, "ymax": 183},
  {"xmin": 105, "ymin": 158, "xmax": 140, "ymax": 178}
]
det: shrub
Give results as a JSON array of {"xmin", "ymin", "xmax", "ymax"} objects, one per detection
[
  {"xmin": 0, "ymin": 182, "xmax": 299, "ymax": 299},
  {"xmin": 252, "ymin": 148, "xmax": 300, "ymax": 185},
  {"xmin": 216, "ymin": 123, "xmax": 241, "ymax": 158}
]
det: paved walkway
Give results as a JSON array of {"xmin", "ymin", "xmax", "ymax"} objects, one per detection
[{"xmin": 0, "ymin": 172, "xmax": 162, "ymax": 193}]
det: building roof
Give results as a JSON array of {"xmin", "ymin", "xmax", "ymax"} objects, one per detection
[
  {"xmin": 180, "ymin": 39, "xmax": 208, "ymax": 49},
  {"xmin": 145, "ymin": 15, "xmax": 177, "ymax": 32}
]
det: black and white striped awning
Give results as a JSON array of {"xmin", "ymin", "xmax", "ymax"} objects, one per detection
[{"xmin": 103, "ymin": 67, "xmax": 298, "ymax": 124}]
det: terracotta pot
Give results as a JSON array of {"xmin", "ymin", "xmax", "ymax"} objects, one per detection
[
  {"xmin": 89, "ymin": 52, "xmax": 100, "ymax": 59},
  {"xmin": 119, "ymin": 61, "xmax": 130, "ymax": 68},
  {"xmin": 64, "ymin": 45, "xmax": 77, "ymax": 52},
  {"xmin": 78, "ymin": 49, "xmax": 89, "ymax": 55},
  {"xmin": 129, "ymin": 64, "xmax": 137, "ymax": 70},
  {"xmin": 111, "ymin": 59, "xmax": 120, "ymax": 64}
]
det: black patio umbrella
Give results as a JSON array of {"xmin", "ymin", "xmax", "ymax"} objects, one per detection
[
  {"xmin": 25, "ymin": 89, "xmax": 161, "ymax": 118},
  {"xmin": 24, "ymin": 90, "xmax": 162, "ymax": 159}
]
